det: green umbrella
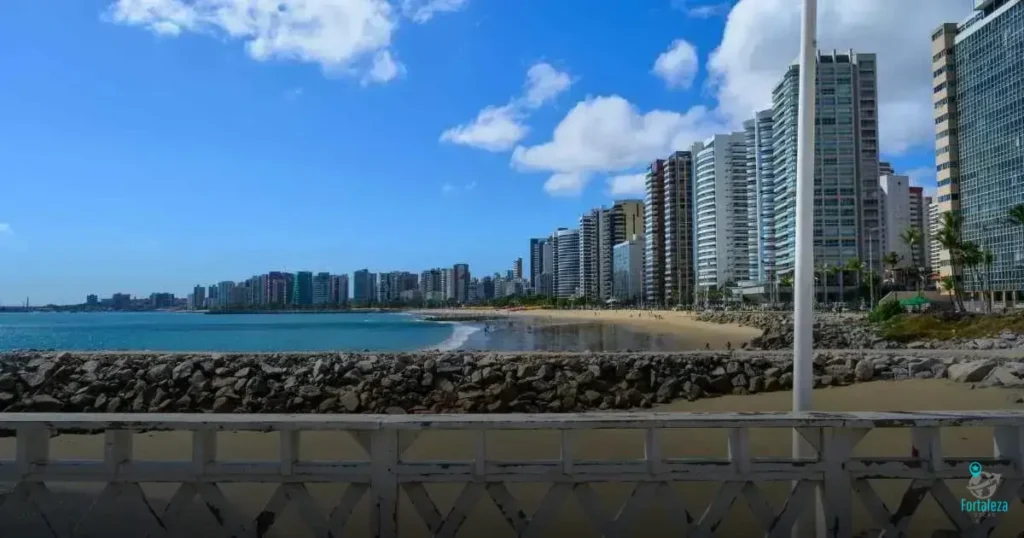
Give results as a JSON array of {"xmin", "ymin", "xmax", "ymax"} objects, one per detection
[{"xmin": 899, "ymin": 294, "xmax": 931, "ymax": 307}]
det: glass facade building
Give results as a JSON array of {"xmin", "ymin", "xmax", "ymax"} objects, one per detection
[{"xmin": 952, "ymin": 0, "xmax": 1024, "ymax": 291}]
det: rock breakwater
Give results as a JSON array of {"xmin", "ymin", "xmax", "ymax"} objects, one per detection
[{"xmin": 1, "ymin": 350, "xmax": 1019, "ymax": 415}]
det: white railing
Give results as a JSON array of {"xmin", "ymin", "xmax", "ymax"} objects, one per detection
[{"xmin": 0, "ymin": 411, "xmax": 1023, "ymax": 537}]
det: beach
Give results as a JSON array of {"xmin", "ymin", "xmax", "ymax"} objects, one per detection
[
  {"xmin": 427, "ymin": 308, "xmax": 762, "ymax": 351},
  {"xmin": 2, "ymin": 379, "xmax": 1020, "ymax": 537}
]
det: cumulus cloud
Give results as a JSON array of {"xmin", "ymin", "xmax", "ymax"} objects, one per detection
[
  {"xmin": 524, "ymin": 63, "xmax": 573, "ymax": 107},
  {"xmin": 441, "ymin": 62, "xmax": 572, "ymax": 152},
  {"xmin": 606, "ymin": 173, "xmax": 647, "ymax": 197},
  {"xmin": 106, "ymin": 0, "xmax": 444, "ymax": 82},
  {"xmin": 512, "ymin": 96, "xmax": 724, "ymax": 174},
  {"xmin": 508, "ymin": 0, "xmax": 964, "ymax": 196},
  {"xmin": 544, "ymin": 172, "xmax": 589, "ymax": 197},
  {"xmin": 401, "ymin": 0, "xmax": 470, "ymax": 23},
  {"xmin": 652, "ymin": 39, "xmax": 699, "ymax": 90},
  {"xmin": 440, "ymin": 105, "xmax": 529, "ymax": 152},
  {"xmin": 707, "ymin": 0, "xmax": 968, "ymax": 154}
]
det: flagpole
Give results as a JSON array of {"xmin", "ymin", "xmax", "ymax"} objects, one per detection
[{"xmin": 793, "ymin": 0, "xmax": 819, "ymax": 535}]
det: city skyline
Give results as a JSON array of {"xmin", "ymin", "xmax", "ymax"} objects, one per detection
[{"xmin": 0, "ymin": 1, "xmax": 972, "ymax": 305}]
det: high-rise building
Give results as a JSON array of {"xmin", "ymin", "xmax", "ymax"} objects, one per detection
[
  {"xmin": 353, "ymin": 269, "xmax": 373, "ymax": 306},
  {"xmin": 598, "ymin": 200, "xmax": 645, "ymax": 302},
  {"xmin": 440, "ymin": 268, "xmax": 455, "ymax": 300},
  {"xmin": 529, "ymin": 238, "xmax": 545, "ymax": 289},
  {"xmin": 86, "ymin": 294, "xmax": 99, "ymax": 306},
  {"xmin": 539, "ymin": 238, "xmax": 554, "ymax": 296},
  {"xmin": 644, "ymin": 160, "xmax": 667, "ymax": 306},
  {"xmin": 772, "ymin": 50, "xmax": 881, "ymax": 278},
  {"xmin": 329, "ymin": 274, "xmax": 349, "ymax": 305},
  {"xmin": 216, "ymin": 281, "xmax": 235, "ymax": 309},
  {"xmin": 292, "ymin": 271, "xmax": 313, "ymax": 306},
  {"xmin": 744, "ymin": 110, "xmax": 776, "ymax": 283},
  {"xmin": 664, "ymin": 151, "xmax": 695, "ymax": 306},
  {"xmin": 879, "ymin": 161, "xmax": 894, "ymax": 177},
  {"xmin": 692, "ymin": 133, "xmax": 749, "ymax": 290},
  {"xmin": 454, "ymin": 263, "xmax": 470, "ymax": 303},
  {"xmin": 578, "ymin": 210, "xmax": 600, "ymax": 301},
  {"xmin": 929, "ymin": 199, "xmax": 942, "ymax": 272},
  {"xmin": 553, "ymin": 227, "xmax": 580, "ymax": 299},
  {"xmin": 191, "ymin": 285, "xmax": 205, "ymax": 310},
  {"xmin": 909, "ymin": 187, "xmax": 930, "ymax": 271},
  {"xmin": 512, "ymin": 258, "xmax": 523, "ymax": 281},
  {"xmin": 935, "ymin": 0, "xmax": 1024, "ymax": 292},
  {"xmin": 880, "ymin": 174, "xmax": 914, "ymax": 267},
  {"xmin": 312, "ymin": 272, "xmax": 331, "ymax": 305},
  {"xmin": 613, "ymin": 235, "xmax": 645, "ymax": 303}
]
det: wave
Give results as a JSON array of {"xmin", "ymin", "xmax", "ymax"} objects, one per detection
[{"xmin": 426, "ymin": 322, "xmax": 481, "ymax": 351}]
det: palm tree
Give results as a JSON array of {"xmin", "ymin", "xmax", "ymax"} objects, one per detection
[
  {"xmin": 936, "ymin": 212, "xmax": 966, "ymax": 311},
  {"xmin": 961, "ymin": 241, "xmax": 983, "ymax": 309},
  {"xmin": 815, "ymin": 263, "xmax": 832, "ymax": 305},
  {"xmin": 940, "ymin": 275, "xmax": 959, "ymax": 306},
  {"xmin": 983, "ymin": 249, "xmax": 995, "ymax": 313},
  {"xmin": 900, "ymin": 228, "xmax": 922, "ymax": 289},
  {"xmin": 882, "ymin": 251, "xmax": 901, "ymax": 286},
  {"xmin": 845, "ymin": 258, "xmax": 865, "ymax": 301}
]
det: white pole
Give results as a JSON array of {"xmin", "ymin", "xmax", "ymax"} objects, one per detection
[{"xmin": 793, "ymin": 0, "xmax": 818, "ymax": 536}]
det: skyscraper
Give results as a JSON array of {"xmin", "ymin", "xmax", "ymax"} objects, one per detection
[
  {"xmin": 613, "ymin": 235, "xmax": 645, "ymax": 303},
  {"xmin": 512, "ymin": 258, "xmax": 523, "ymax": 280},
  {"xmin": 529, "ymin": 238, "xmax": 546, "ymax": 289},
  {"xmin": 553, "ymin": 227, "xmax": 580, "ymax": 299},
  {"xmin": 292, "ymin": 271, "xmax": 313, "ymax": 306},
  {"xmin": 879, "ymin": 174, "xmax": 914, "ymax": 266},
  {"xmin": 663, "ymin": 151, "xmax": 695, "ymax": 306},
  {"xmin": 453, "ymin": 263, "xmax": 470, "ymax": 303},
  {"xmin": 935, "ymin": 0, "xmax": 1024, "ymax": 292},
  {"xmin": 929, "ymin": 199, "xmax": 942, "ymax": 272},
  {"xmin": 539, "ymin": 237, "xmax": 554, "ymax": 296},
  {"xmin": 578, "ymin": 210, "xmax": 600, "ymax": 301},
  {"xmin": 772, "ymin": 50, "xmax": 881, "ymax": 279},
  {"xmin": 644, "ymin": 160, "xmax": 667, "ymax": 306},
  {"xmin": 692, "ymin": 132, "xmax": 749, "ymax": 290},
  {"xmin": 909, "ymin": 187, "xmax": 930, "ymax": 271},
  {"xmin": 744, "ymin": 110, "xmax": 776, "ymax": 283},
  {"xmin": 598, "ymin": 200, "xmax": 645, "ymax": 301},
  {"xmin": 312, "ymin": 272, "xmax": 331, "ymax": 305},
  {"xmin": 353, "ymin": 269, "xmax": 373, "ymax": 306}
]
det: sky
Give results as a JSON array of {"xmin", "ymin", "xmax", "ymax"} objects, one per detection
[{"xmin": 0, "ymin": 0, "xmax": 971, "ymax": 305}]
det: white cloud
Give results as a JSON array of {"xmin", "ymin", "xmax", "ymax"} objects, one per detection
[
  {"xmin": 652, "ymin": 39, "xmax": 699, "ymax": 90},
  {"xmin": 401, "ymin": 0, "xmax": 469, "ymax": 23},
  {"xmin": 907, "ymin": 166, "xmax": 938, "ymax": 198},
  {"xmin": 671, "ymin": 0, "xmax": 731, "ymax": 19},
  {"xmin": 362, "ymin": 50, "xmax": 405, "ymax": 85},
  {"xmin": 543, "ymin": 172, "xmax": 589, "ymax": 197},
  {"xmin": 512, "ymin": 95, "xmax": 724, "ymax": 174},
  {"xmin": 0, "ymin": 223, "xmax": 12, "ymax": 235},
  {"xmin": 441, "ymin": 181, "xmax": 477, "ymax": 194},
  {"xmin": 107, "ymin": 0, "xmax": 401, "ymax": 82},
  {"xmin": 440, "ymin": 105, "xmax": 529, "ymax": 152},
  {"xmin": 523, "ymin": 62, "xmax": 572, "ymax": 107},
  {"xmin": 606, "ymin": 173, "xmax": 647, "ymax": 197},
  {"xmin": 510, "ymin": 0, "xmax": 965, "ymax": 197},
  {"xmin": 441, "ymin": 63, "xmax": 572, "ymax": 152},
  {"xmin": 707, "ymin": 0, "xmax": 969, "ymax": 154}
]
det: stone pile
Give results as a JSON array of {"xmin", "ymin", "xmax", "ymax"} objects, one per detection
[
  {"xmin": 0, "ymin": 350, "xmax": 1015, "ymax": 415},
  {"xmin": 696, "ymin": 312, "xmax": 889, "ymax": 349}
]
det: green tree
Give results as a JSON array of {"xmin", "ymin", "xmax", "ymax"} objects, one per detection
[
  {"xmin": 899, "ymin": 227, "xmax": 923, "ymax": 290},
  {"xmin": 882, "ymin": 251, "xmax": 901, "ymax": 286},
  {"xmin": 936, "ymin": 211, "xmax": 966, "ymax": 311},
  {"xmin": 845, "ymin": 258, "xmax": 865, "ymax": 301}
]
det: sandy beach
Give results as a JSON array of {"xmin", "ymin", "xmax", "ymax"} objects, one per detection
[
  {"xmin": 428, "ymin": 308, "xmax": 762, "ymax": 350},
  {"xmin": 3, "ymin": 380, "xmax": 1021, "ymax": 537}
]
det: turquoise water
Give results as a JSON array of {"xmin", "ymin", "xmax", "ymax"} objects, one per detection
[{"xmin": 0, "ymin": 312, "xmax": 462, "ymax": 352}]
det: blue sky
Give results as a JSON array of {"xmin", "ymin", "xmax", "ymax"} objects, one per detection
[{"xmin": 0, "ymin": 0, "xmax": 954, "ymax": 305}]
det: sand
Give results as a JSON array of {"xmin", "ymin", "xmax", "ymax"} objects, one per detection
[
  {"xmin": 433, "ymin": 308, "xmax": 763, "ymax": 349},
  {"xmin": 2, "ymin": 380, "xmax": 1023, "ymax": 537}
]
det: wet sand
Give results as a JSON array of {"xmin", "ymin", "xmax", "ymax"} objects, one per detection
[
  {"xmin": 2, "ymin": 380, "xmax": 1023, "ymax": 536},
  {"xmin": 428, "ymin": 308, "xmax": 761, "ymax": 351}
]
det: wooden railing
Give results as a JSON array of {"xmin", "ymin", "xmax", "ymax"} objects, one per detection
[{"xmin": 0, "ymin": 411, "xmax": 1023, "ymax": 537}]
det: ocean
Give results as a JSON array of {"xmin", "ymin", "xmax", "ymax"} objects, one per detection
[
  {"xmin": 0, "ymin": 312, "xmax": 471, "ymax": 352},
  {"xmin": 0, "ymin": 311, "xmax": 700, "ymax": 352}
]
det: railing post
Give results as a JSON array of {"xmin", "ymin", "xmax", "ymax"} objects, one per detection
[
  {"xmin": 371, "ymin": 428, "xmax": 399, "ymax": 538},
  {"xmin": 821, "ymin": 427, "xmax": 864, "ymax": 538}
]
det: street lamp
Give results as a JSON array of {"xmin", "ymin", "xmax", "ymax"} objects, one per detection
[{"xmin": 793, "ymin": 0, "xmax": 819, "ymax": 535}]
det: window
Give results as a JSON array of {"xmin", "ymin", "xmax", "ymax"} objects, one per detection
[
  {"xmin": 933, "ymin": 66, "xmax": 946, "ymax": 77},
  {"xmin": 934, "ymin": 82, "xmax": 947, "ymax": 93}
]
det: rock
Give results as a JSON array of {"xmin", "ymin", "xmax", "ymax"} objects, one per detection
[
  {"xmin": 656, "ymin": 377, "xmax": 679, "ymax": 402},
  {"xmin": 947, "ymin": 360, "xmax": 997, "ymax": 383},
  {"xmin": 146, "ymin": 364, "xmax": 172, "ymax": 383},
  {"xmin": 339, "ymin": 391, "xmax": 360, "ymax": 412},
  {"xmin": 212, "ymin": 397, "xmax": 235, "ymax": 413},
  {"xmin": 854, "ymin": 359, "xmax": 875, "ymax": 382},
  {"xmin": 28, "ymin": 394, "xmax": 63, "ymax": 412}
]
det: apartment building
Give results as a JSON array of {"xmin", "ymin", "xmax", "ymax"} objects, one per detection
[
  {"xmin": 663, "ymin": 151, "xmax": 695, "ymax": 307},
  {"xmin": 745, "ymin": 109, "xmax": 776, "ymax": 283},
  {"xmin": 692, "ymin": 132, "xmax": 749, "ymax": 290}
]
